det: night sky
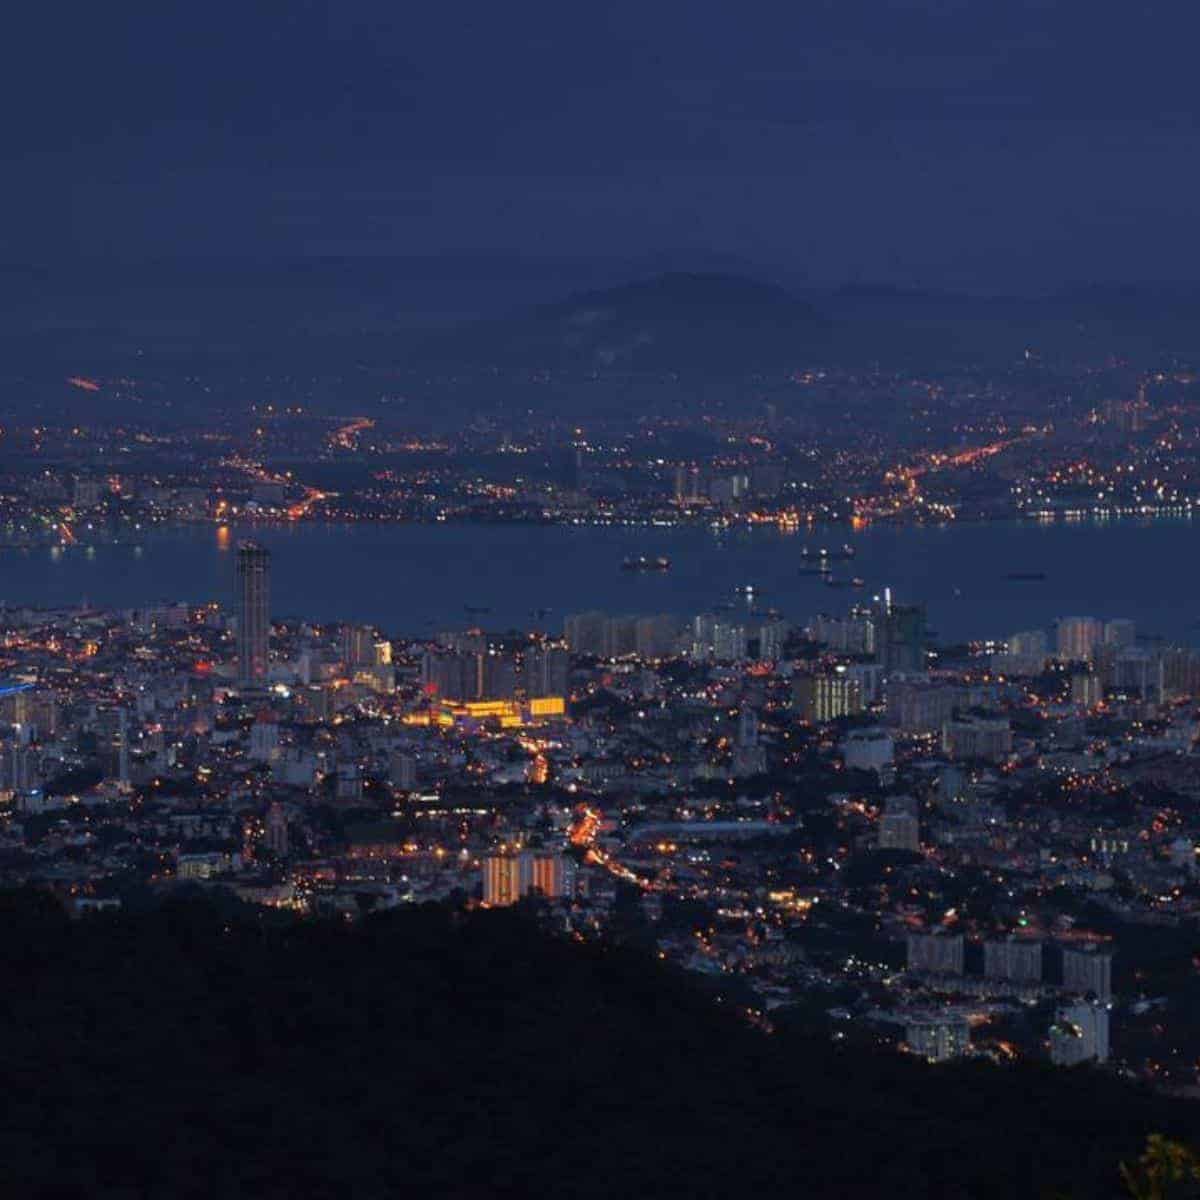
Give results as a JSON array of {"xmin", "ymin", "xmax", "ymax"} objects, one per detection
[{"xmin": 6, "ymin": 0, "xmax": 1200, "ymax": 289}]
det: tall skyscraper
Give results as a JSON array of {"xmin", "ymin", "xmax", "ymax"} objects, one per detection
[
  {"xmin": 342, "ymin": 625, "xmax": 376, "ymax": 668},
  {"xmin": 236, "ymin": 542, "xmax": 271, "ymax": 686},
  {"xmin": 0, "ymin": 743, "xmax": 41, "ymax": 794},
  {"xmin": 878, "ymin": 603, "xmax": 927, "ymax": 673}
]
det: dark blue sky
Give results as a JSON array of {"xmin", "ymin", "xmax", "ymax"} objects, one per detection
[{"xmin": 6, "ymin": 0, "xmax": 1199, "ymax": 289}]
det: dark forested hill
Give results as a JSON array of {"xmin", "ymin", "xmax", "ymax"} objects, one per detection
[{"xmin": 0, "ymin": 888, "xmax": 1194, "ymax": 1199}]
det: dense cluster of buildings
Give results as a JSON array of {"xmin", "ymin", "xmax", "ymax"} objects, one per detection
[
  {"xmin": 3, "ymin": 537, "xmax": 1200, "ymax": 1086},
  {"xmin": 7, "ymin": 361, "xmax": 1200, "ymax": 550}
]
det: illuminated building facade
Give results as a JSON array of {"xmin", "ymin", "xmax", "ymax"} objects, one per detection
[
  {"xmin": 905, "ymin": 1018, "xmax": 969, "ymax": 1062},
  {"xmin": 482, "ymin": 851, "xmax": 577, "ymax": 906},
  {"xmin": 341, "ymin": 625, "xmax": 377, "ymax": 668},
  {"xmin": 793, "ymin": 669, "xmax": 863, "ymax": 723},
  {"xmin": 404, "ymin": 695, "xmax": 566, "ymax": 729},
  {"xmin": 1071, "ymin": 672, "xmax": 1104, "ymax": 709}
]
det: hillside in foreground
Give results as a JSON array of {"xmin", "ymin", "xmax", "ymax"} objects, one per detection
[{"xmin": 0, "ymin": 890, "xmax": 1195, "ymax": 1198}]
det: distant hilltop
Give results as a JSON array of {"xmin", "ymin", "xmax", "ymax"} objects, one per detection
[{"xmin": 411, "ymin": 271, "xmax": 832, "ymax": 372}]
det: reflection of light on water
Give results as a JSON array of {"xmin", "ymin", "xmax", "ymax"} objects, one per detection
[
  {"xmin": 133, "ymin": 545, "xmax": 143, "ymax": 558},
  {"xmin": 216, "ymin": 525, "xmax": 230, "ymax": 550},
  {"xmin": 85, "ymin": 546, "xmax": 96, "ymax": 559},
  {"xmin": 49, "ymin": 545, "xmax": 62, "ymax": 561}
]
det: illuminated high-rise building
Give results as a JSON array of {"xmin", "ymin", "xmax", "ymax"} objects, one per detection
[
  {"xmin": 236, "ymin": 542, "xmax": 271, "ymax": 686},
  {"xmin": 563, "ymin": 612, "xmax": 607, "ymax": 656},
  {"xmin": 1161, "ymin": 647, "xmax": 1200, "ymax": 700},
  {"xmin": 711, "ymin": 621, "xmax": 749, "ymax": 662},
  {"xmin": 756, "ymin": 618, "xmax": 790, "ymax": 663},
  {"xmin": 421, "ymin": 647, "xmax": 519, "ymax": 701},
  {"xmin": 482, "ymin": 851, "xmax": 577, "ymax": 906},
  {"xmin": 1071, "ymin": 672, "xmax": 1104, "ymax": 709},
  {"xmin": 523, "ymin": 645, "xmax": 569, "ymax": 698},
  {"xmin": 1056, "ymin": 616, "xmax": 1103, "ymax": 662},
  {"xmin": 422, "ymin": 649, "xmax": 475, "ymax": 700},
  {"xmin": 0, "ymin": 743, "xmax": 41, "ymax": 794},
  {"xmin": 1009, "ymin": 629, "xmax": 1049, "ymax": 659},
  {"xmin": 635, "ymin": 615, "xmax": 679, "ymax": 659},
  {"xmin": 905, "ymin": 1018, "xmax": 969, "ymax": 1062},
  {"xmin": 809, "ymin": 609, "xmax": 875, "ymax": 655},
  {"xmin": 341, "ymin": 625, "xmax": 376, "ymax": 668},
  {"xmin": 526, "ymin": 853, "xmax": 575, "ymax": 899},
  {"xmin": 793, "ymin": 668, "xmax": 863, "ymax": 723},
  {"xmin": 483, "ymin": 855, "xmax": 524, "ymax": 906}
]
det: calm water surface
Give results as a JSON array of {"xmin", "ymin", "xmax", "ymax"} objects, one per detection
[{"xmin": 0, "ymin": 519, "xmax": 1195, "ymax": 644}]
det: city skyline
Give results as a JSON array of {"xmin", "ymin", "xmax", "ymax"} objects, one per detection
[{"xmin": 4, "ymin": 0, "xmax": 1200, "ymax": 1192}]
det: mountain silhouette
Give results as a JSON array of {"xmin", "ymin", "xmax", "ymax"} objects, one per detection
[{"xmin": 412, "ymin": 271, "xmax": 831, "ymax": 371}]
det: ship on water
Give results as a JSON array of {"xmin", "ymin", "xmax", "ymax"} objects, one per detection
[
  {"xmin": 622, "ymin": 555, "xmax": 671, "ymax": 572},
  {"xmin": 800, "ymin": 543, "xmax": 857, "ymax": 562}
]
